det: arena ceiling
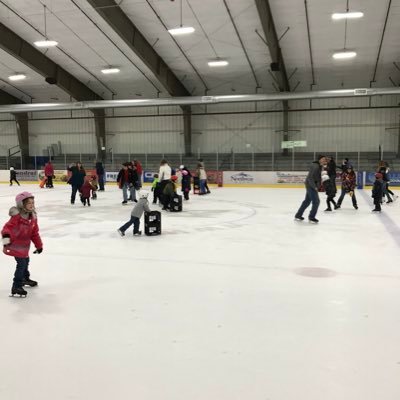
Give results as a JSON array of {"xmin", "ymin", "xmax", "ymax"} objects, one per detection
[{"xmin": 0, "ymin": 0, "xmax": 399, "ymax": 104}]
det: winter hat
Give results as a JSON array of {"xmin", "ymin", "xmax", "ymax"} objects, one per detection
[
  {"xmin": 181, "ymin": 170, "xmax": 188, "ymax": 176},
  {"xmin": 10, "ymin": 167, "xmax": 14, "ymax": 171},
  {"xmin": 15, "ymin": 192, "xmax": 34, "ymax": 208},
  {"xmin": 171, "ymin": 175, "xmax": 178, "ymax": 181},
  {"xmin": 179, "ymin": 165, "xmax": 184, "ymax": 170},
  {"xmin": 375, "ymin": 173, "xmax": 383, "ymax": 179},
  {"xmin": 322, "ymin": 175, "xmax": 330, "ymax": 182}
]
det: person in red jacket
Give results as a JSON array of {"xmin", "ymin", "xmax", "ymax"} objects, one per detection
[
  {"xmin": 80, "ymin": 180, "xmax": 93, "ymax": 206},
  {"xmin": 44, "ymin": 161, "xmax": 55, "ymax": 188},
  {"xmin": 1, "ymin": 192, "xmax": 43, "ymax": 297}
]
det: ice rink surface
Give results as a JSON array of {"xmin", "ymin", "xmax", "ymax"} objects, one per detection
[{"xmin": 0, "ymin": 183, "xmax": 399, "ymax": 400}]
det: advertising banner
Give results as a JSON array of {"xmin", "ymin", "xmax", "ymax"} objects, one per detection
[
  {"xmin": 144, "ymin": 170, "xmax": 222, "ymax": 185},
  {"xmin": 275, "ymin": 171, "xmax": 308, "ymax": 185},
  {"xmin": 14, "ymin": 170, "xmax": 38, "ymax": 182},
  {"xmin": 38, "ymin": 170, "xmax": 69, "ymax": 183},
  {"xmin": 224, "ymin": 171, "xmax": 309, "ymax": 185},
  {"xmin": 365, "ymin": 171, "xmax": 400, "ymax": 186},
  {"xmin": 106, "ymin": 171, "xmax": 119, "ymax": 182}
]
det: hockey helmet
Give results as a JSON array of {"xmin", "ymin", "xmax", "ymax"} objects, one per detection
[{"xmin": 139, "ymin": 190, "xmax": 149, "ymax": 199}]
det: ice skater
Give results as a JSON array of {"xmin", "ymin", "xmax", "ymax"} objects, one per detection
[
  {"xmin": 118, "ymin": 190, "xmax": 151, "ymax": 236},
  {"xmin": 151, "ymin": 173, "xmax": 161, "ymax": 204},
  {"xmin": 9, "ymin": 167, "xmax": 20, "ymax": 186},
  {"xmin": 179, "ymin": 165, "xmax": 192, "ymax": 200},
  {"xmin": 80, "ymin": 179, "xmax": 93, "ymax": 206},
  {"xmin": 322, "ymin": 171, "xmax": 338, "ymax": 211},
  {"xmin": 294, "ymin": 155, "xmax": 327, "ymax": 223},
  {"xmin": 162, "ymin": 175, "xmax": 178, "ymax": 210},
  {"xmin": 1, "ymin": 192, "xmax": 43, "ymax": 297},
  {"xmin": 336, "ymin": 165, "xmax": 358, "ymax": 209},
  {"xmin": 372, "ymin": 173, "xmax": 384, "ymax": 212}
]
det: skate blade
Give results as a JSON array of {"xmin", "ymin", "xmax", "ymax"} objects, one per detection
[{"xmin": 9, "ymin": 294, "xmax": 27, "ymax": 298}]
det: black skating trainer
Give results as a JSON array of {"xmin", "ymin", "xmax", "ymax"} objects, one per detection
[
  {"xmin": 23, "ymin": 279, "xmax": 38, "ymax": 287},
  {"xmin": 11, "ymin": 287, "xmax": 27, "ymax": 297}
]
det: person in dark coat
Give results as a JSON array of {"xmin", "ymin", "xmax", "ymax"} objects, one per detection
[
  {"xmin": 322, "ymin": 171, "xmax": 338, "ymax": 211},
  {"xmin": 95, "ymin": 161, "xmax": 105, "ymax": 191},
  {"xmin": 377, "ymin": 165, "xmax": 393, "ymax": 203},
  {"xmin": 326, "ymin": 156, "xmax": 337, "ymax": 182},
  {"xmin": 9, "ymin": 167, "xmax": 20, "ymax": 186},
  {"xmin": 372, "ymin": 173, "xmax": 384, "ymax": 212},
  {"xmin": 294, "ymin": 155, "xmax": 327, "ymax": 223},
  {"xmin": 179, "ymin": 165, "xmax": 192, "ymax": 200},
  {"xmin": 67, "ymin": 162, "xmax": 86, "ymax": 205},
  {"xmin": 117, "ymin": 163, "xmax": 137, "ymax": 205},
  {"xmin": 162, "ymin": 176, "xmax": 178, "ymax": 210}
]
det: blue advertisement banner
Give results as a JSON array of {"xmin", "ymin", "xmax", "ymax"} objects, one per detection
[
  {"xmin": 143, "ymin": 171, "xmax": 156, "ymax": 183},
  {"xmin": 365, "ymin": 171, "xmax": 400, "ymax": 186}
]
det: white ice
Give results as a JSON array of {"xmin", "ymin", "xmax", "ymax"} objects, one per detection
[{"xmin": 0, "ymin": 183, "xmax": 400, "ymax": 400}]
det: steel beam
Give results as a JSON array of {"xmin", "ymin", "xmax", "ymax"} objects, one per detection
[
  {"xmin": 0, "ymin": 22, "xmax": 101, "ymax": 101},
  {"xmin": 91, "ymin": 109, "xmax": 107, "ymax": 162},
  {"xmin": 14, "ymin": 113, "xmax": 30, "ymax": 168},
  {"xmin": 255, "ymin": 0, "xmax": 290, "ymax": 92},
  {"xmin": 85, "ymin": 0, "xmax": 190, "ymax": 97},
  {"xmin": 0, "ymin": 88, "xmax": 24, "ymax": 105},
  {"xmin": 85, "ymin": 0, "xmax": 192, "ymax": 152},
  {"xmin": 0, "ymin": 89, "xmax": 30, "ymax": 166},
  {"xmin": 182, "ymin": 106, "xmax": 192, "ymax": 156},
  {"xmin": 0, "ymin": 22, "xmax": 107, "ymax": 159}
]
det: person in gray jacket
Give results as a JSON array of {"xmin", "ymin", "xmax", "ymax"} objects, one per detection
[
  {"xmin": 117, "ymin": 190, "xmax": 151, "ymax": 236},
  {"xmin": 294, "ymin": 155, "xmax": 327, "ymax": 223}
]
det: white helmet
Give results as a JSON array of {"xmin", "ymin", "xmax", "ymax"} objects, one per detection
[{"xmin": 139, "ymin": 190, "xmax": 149, "ymax": 199}]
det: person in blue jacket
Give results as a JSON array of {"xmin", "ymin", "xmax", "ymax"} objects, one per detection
[{"xmin": 67, "ymin": 162, "xmax": 86, "ymax": 205}]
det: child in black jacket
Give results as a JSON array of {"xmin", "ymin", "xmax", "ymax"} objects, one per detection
[
  {"xmin": 322, "ymin": 171, "xmax": 338, "ymax": 211},
  {"xmin": 372, "ymin": 173, "xmax": 384, "ymax": 212},
  {"xmin": 9, "ymin": 167, "xmax": 20, "ymax": 186}
]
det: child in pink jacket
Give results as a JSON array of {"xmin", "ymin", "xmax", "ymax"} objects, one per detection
[{"xmin": 1, "ymin": 192, "xmax": 43, "ymax": 297}]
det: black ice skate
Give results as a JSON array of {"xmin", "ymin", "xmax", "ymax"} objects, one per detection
[
  {"xmin": 308, "ymin": 217, "xmax": 319, "ymax": 223},
  {"xmin": 10, "ymin": 287, "xmax": 28, "ymax": 297},
  {"xmin": 325, "ymin": 208, "xmax": 332, "ymax": 212},
  {"xmin": 134, "ymin": 231, "xmax": 142, "ymax": 236},
  {"xmin": 22, "ymin": 279, "xmax": 38, "ymax": 287},
  {"xmin": 294, "ymin": 216, "xmax": 304, "ymax": 221}
]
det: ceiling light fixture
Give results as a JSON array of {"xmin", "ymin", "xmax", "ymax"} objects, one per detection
[
  {"xmin": 34, "ymin": 40, "xmax": 58, "ymax": 48},
  {"xmin": 34, "ymin": 5, "xmax": 58, "ymax": 48},
  {"xmin": 168, "ymin": 0, "xmax": 195, "ymax": 36},
  {"xmin": 208, "ymin": 59, "xmax": 229, "ymax": 67},
  {"xmin": 168, "ymin": 26, "xmax": 195, "ymax": 35},
  {"xmin": 332, "ymin": 11, "xmax": 364, "ymax": 20},
  {"xmin": 8, "ymin": 74, "xmax": 26, "ymax": 81},
  {"xmin": 101, "ymin": 67, "xmax": 120, "ymax": 74},
  {"xmin": 332, "ymin": 51, "xmax": 357, "ymax": 59}
]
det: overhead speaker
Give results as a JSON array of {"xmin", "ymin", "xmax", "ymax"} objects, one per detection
[
  {"xmin": 45, "ymin": 76, "xmax": 57, "ymax": 85},
  {"xmin": 270, "ymin": 62, "xmax": 280, "ymax": 71}
]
